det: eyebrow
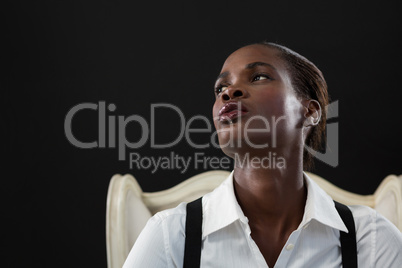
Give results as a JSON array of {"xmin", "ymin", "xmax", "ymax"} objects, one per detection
[
  {"xmin": 215, "ymin": 61, "xmax": 277, "ymax": 83},
  {"xmin": 245, "ymin": 61, "xmax": 277, "ymax": 70},
  {"xmin": 216, "ymin": 71, "xmax": 229, "ymax": 82}
]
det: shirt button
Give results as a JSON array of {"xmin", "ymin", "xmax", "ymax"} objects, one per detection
[{"xmin": 286, "ymin": 243, "xmax": 294, "ymax": 250}]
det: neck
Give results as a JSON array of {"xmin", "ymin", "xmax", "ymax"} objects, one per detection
[{"xmin": 232, "ymin": 148, "xmax": 306, "ymax": 230}]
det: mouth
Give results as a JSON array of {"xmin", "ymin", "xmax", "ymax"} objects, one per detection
[{"xmin": 218, "ymin": 102, "xmax": 249, "ymax": 122}]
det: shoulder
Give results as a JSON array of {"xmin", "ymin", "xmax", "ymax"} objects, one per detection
[
  {"xmin": 348, "ymin": 204, "xmax": 401, "ymax": 237},
  {"xmin": 136, "ymin": 202, "xmax": 188, "ymax": 238},
  {"xmin": 348, "ymin": 205, "xmax": 402, "ymax": 266},
  {"xmin": 123, "ymin": 202, "xmax": 188, "ymax": 268},
  {"xmin": 144, "ymin": 201, "xmax": 188, "ymax": 243},
  {"xmin": 153, "ymin": 202, "xmax": 188, "ymax": 224}
]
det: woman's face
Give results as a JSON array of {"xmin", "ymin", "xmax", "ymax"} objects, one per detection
[{"xmin": 212, "ymin": 44, "xmax": 306, "ymax": 158}]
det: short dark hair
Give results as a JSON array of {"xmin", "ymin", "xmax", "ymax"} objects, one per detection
[{"xmin": 257, "ymin": 42, "xmax": 330, "ymax": 171}]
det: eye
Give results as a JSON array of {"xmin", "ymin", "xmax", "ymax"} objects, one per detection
[
  {"xmin": 252, "ymin": 74, "xmax": 270, "ymax": 81},
  {"xmin": 215, "ymin": 85, "xmax": 228, "ymax": 95}
]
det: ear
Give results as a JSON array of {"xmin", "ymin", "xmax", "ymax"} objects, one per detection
[{"xmin": 303, "ymin": 99, "xmax": 321, "ymax": 127}]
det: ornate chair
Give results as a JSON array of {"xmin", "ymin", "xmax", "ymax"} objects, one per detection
[{"xmin": 106, "ymin": 170, "xmax": 402, "ymax": 268}]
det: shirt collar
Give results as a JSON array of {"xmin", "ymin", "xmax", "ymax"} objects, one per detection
[
  {"xmin": 301, "ymin": 172, "xmax": 348, "ymax": 233},
  {"xmin": 203, "ymin": 171, "xmax": 246, "ymax": 238},
  {"xmin": 202, "ymin": 171, "xmax": 348, "ymax": 238}
]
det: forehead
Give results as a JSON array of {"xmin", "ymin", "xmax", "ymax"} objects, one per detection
[{"xmin": 221, "ymin": 44, "xmax": 286, "ymax": 72}]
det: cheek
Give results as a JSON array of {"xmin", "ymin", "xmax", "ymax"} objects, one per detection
[
  {"xmin": 284, "ymin": 95, "xmax": 305, "ymax": 127},
  {"xmin": 212, "ymin": 101, "xmax": 221, "ymax": 130},
  {"xmin": 254, "ymin": 92, "xmax": 304, "ymax": 133},
  {"xmin": 255, "ymin": 91, "xmax": 287, "ymax": 118},
  {"xmin": 212, "ymin": 102, "xmax": 219, "ymax": 120}
]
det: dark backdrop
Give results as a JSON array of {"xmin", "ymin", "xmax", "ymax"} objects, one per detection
[{"xmin": 3, "ymin": 1, "xmax": 401, "ymax": 267}]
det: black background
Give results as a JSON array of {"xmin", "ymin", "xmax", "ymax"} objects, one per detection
[{"xmin": 3, "ymin": 1, "xmax": 401, "ymax": 267}]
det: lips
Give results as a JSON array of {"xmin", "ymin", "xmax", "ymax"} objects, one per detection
[{"xmin": 218, "ymin": 102, "xmax": 248, "ymax": 122}]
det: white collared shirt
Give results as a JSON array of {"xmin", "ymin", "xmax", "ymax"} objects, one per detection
[{"xmin": 123, "ymin": 171, "xmax": 402, "ymax": 267}]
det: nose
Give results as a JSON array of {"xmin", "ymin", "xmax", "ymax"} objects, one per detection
[{"xmin": 221, "ymin": 86, "xmax": 247, "ymax": 101}]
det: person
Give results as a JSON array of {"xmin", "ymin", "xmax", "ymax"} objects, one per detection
[{"xmin": 123, "ymin": 42, "xmax": 402, "ymax": 267}]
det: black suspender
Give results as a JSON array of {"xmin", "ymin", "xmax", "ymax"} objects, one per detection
[
  {"xmin": 334, "ymin": 201, "xmax": 358, "ymax": 268},
  {"xmin": 184, "ymin": 198, "xmax": 357, "ymax": 268},
  {"xmin": 184, "ymin": 197, "xmax": 203, "ymax": 268}
]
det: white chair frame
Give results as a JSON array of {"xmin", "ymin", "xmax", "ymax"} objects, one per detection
[{"xmin": 106, "ymin": 170, "xmax": 402, "ymax": 268}]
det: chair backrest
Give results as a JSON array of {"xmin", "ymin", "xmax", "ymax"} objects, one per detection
[{"xmin": 105, "ymin": 170, "xmax": 402, "ymax": 268}]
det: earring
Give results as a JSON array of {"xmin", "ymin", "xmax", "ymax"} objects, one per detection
[{"xmin": 304, "ymin": 117, "xmax": 314, "ymax": 127}]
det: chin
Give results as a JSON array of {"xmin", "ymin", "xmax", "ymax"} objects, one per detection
[{"xmin": 219, "ymin": 141, "xmax": 272, "ymax": 158}]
